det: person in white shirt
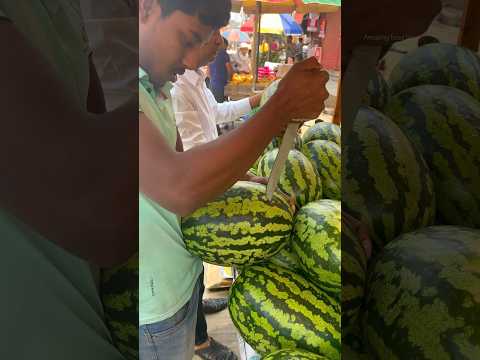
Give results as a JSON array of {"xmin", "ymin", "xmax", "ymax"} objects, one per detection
[
  {"xmin": 233, "ymin": 42, "xmax": 252, "ymax": 74},
  {"xmin": 173, "ymin": 34, "xmax": 262, "ymax": 151},
  {"xmin": 171, "ymin": 31, "xmax": 265, "ymax": 360}
]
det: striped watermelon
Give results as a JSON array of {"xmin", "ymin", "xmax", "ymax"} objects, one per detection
[
  {"xmin": 270, "ymin": 133, "xmax": 304, "ymax": 151},
  {"xmin": 302, "ymin": 122, "xmax": 341, "ymax": 146},
  {"xmin": 362, "ymin": 70, "xmax": 391, "ymax": 110},
  {"xmin": 257, "ymin": 149, "xmax": 322, "ymax": 208},
  {"xmin": 228, "ymin": 263, "xmax": 341, "ymax": 358},
  {"xmin": 341, "ymin": 218, "xmax": 367, "ymax": 332},
  {"xmin": 364, "ymin": 226, "xmax": 480, "ymax": 359},
  {"xmin": 262, "ymin": 348, "xmax": 328, "ymax": 359},
  {"xmin": 181, "ymin": 181, "xmax": 294, "ymax": 266},
  {"xmin": 342, "ymin": 325, "xmax": 369, "ymax": 360},
  {"xmin": 343, "ymin": 106, "xmax": 436, "ymax": 251},
  {"xmin": 301, "ymin": 140, "xmax": 341, "ymax": 200},
  {"xmin": 101, "ymin": 255, "xmax": 138, "ymax": 360},
  {"xmin": 291, "ymin": 200, "xmax": 341, "ymax": 295},
  {"xmin": 388, "ymin": 43, "xmax": 480, "ymax": 100},
  {"xmin": 268, "ymin": 241, "xmax": 303, "ymax": 274},
  {"xmin": 385, "ymin": 85, "xmax": 480, "ymax": 228}
]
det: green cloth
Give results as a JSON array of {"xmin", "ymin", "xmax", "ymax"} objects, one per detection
[
  {"xmin": 0, "ymin": 1, "xmax": 123, "ymax": 359},
  {"xmin": 139, "ymin": 67, "xmax": 203, "ymax": 325}
]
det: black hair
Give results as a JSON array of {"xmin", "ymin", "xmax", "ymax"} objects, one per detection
[
  {"xmin": 157, "ymin": 0, "xmax": 231, "ymax": 29},
  {"xmin": 418, "ymin": 35, "xmax": 440, "ymax": 47}
]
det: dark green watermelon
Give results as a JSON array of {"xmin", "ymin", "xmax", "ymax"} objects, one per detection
[
  {"xmin": 301, "ymin": 140, "xmax": 341, "ymax": 200},
  {"xmin": 341, "ymin": 217, "xmax": 368, "ymax": 332},
  {"xmin": 302, "ymin": 122, "xmax": 341, "ymax": 145},
  {"xmin": 385, "ymin": 85, "xmax": 480, "ymax": 228},
  {"xmin": 228, "ymin": 263, "xmax": 341, "ymax": 359},
  {"xmin": 101, "ymin": 255, "xmax": 138, "ymax": 360},
  {"xmin": 181, "ymin": 181, "xmax": 294, "ymax": 266},
  {"xmin": 268, "ymin": 241, "xmax": 303, "ymax": 274},
  {"xmin": 364, "ymin": 226, "xmax": 480, "ymax": 359},
  {"xmin": 388, "ymin": 43, "xmax": 480, "ymax": 101},
  {"xmin": 258, "ymin": 149, "xmax": 322, "ymax": 208},
  {"xmin": 362, "ymin": 70, "xmax": 391, "ymax": 110},
  {"xmin": 343, "ymin": 106, "xmax": 436, "ymax": 251},
  {"xmin": 292, "ymin": 200, "xmax": 341, "ymax": 295},
  {"xmin": 262, "ymin": 348, "xmax": 328, "ymax": 359}
]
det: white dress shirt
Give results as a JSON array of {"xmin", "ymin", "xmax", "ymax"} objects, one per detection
[{"xmin": 172, "ymin": 69, "xmax": 252, "ymax": 150}]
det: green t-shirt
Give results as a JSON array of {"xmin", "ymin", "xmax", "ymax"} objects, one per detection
[
  {"xmin": 0, "ymin": 2, "xmax": 123, "ymax": 359},
  {"xmin": 139, "ymin": 67, "xmax": 203, "ymax": 326}
]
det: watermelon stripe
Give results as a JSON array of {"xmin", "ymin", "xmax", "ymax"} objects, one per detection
[{"xmin": 229, "ymin": 264, "xmax": 340, "ymax": 358}]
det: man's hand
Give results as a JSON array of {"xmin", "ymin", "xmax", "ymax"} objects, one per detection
[
  {"xmin": 267, "ymin": 57, "xmax": 329, "ymax": 124},
  {"xmin": 249, "ymin": 93, "xmax": 262, "ymax": 109}
]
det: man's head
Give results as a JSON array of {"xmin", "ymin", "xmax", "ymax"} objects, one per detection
[
  {"xmin": 139, "ymin": 0, "xmax": 231, "ymax": 86},
  {"xmin": 239, "ymin": 43, "xmax": 249, "ymax": 56},
  {"xmin": 182, "ymin": 31, "xmax": 223, "ymax": 70},
  {"xmin": 287, "ymin": 36, "xmax": 293, "ymax": 43},
  {"xmin": 299, "ymin": 37, "xmax": 304, "ymax": 44}
]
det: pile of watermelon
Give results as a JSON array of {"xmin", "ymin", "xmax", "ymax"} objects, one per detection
[
  {"xmin": 181, "ymin": 78, "xmax": 343, "ymax": 359},
  {"xmin": 343, "ymin": 43, "xmax": 480, "ymax": 359}
]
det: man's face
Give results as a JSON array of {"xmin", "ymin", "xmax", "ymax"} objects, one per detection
[
  {"xmin": 182, "ymin": 31, "xmax": 223, "ymax": 70},
  {"xmin": 139, "ymin": 0, "xmax": 213, "ymax": 86},
  {"xmin": 240, "ymin": 48, "xmax": 248, "ymax": 56}
]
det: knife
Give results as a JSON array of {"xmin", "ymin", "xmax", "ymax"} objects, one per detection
[{"xmin": 266, "ymin": 121, "xmax": 301, "ymax": 200}]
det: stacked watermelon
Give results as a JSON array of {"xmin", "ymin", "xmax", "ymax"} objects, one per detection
[
  {"xmin": 343, "ymin": 43, "xmax": 480, "ymax": 359},
  {"xmin": 181, "ymin": 75, "xmax": 344, "ymax": 359}
]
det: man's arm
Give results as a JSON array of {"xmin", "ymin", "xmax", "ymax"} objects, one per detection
[
  {"xmin": 0, "ymin": 20, "xmax": 137, "ymax": 267},
  {"xmin": 213, "ymin": 93, "xmax": 262, "ymax": 125},
  {"xmin": 140, "ymin": 58, "xmax": 329, "ymax": 216}
]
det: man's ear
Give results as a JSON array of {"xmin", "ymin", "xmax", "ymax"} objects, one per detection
[{"xmin": 139, "ymin": 0, "xmax": 158, "ymax": 23}]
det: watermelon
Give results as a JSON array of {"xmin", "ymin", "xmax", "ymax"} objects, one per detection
[
  {"xmin": 101, "ymin": 255, "xmax": 138, "ymax": 360},
  {"xmin": 343, "ymin": 106, "xmax": 436, "ymax": 251},
  {"xmin": 258, "ymin": 149, "xmax": 322, "ymax": 208},
  {"xmin": 388, "ymin": 43, "xmax": 480, "ymax": 101},
  {"xmin": 268, "ymin": 241, "xmax": 303, "ymax": 274},
  {"xmin": 301, "ymin": 140, "xmax": 341, "ymax": 200},
  {"xmin": 270, "ymin": 133, "xmax": 304, "ymax": 151},
  {"xmin": 228, "ymin": 263, "xmax": 341, "ymax": 358},
  {"xmin": 181, "ymin": 181, "xmax": 294, "ymax": 266},
  {"xmin": 341, "ymin": 217, "xmax": 368, "ymax": 332},
  {"xmin": 302, "ymin": 122, "xmax": 341, "ymax": 145},
  {"xmin": 262, "ymin": 348, "xmax": 327, "ymax": 360},
  {"xmin": 362, "ymin": 70, "xmax": 391, "ymax": 110},
  {"xmin": 342, "ymin": 325, "xmax": 369, "ymax": 360},
  {"xmin": 291, "ymin": 200, "xmax": 341, "ymax": 295},
  {"xmin": 364, "ymin": 226, "xmax": 480, "ymax": 359},
  {"xmin": 385, "ymin": 85, "xmax": 480, "ymax": 228}
]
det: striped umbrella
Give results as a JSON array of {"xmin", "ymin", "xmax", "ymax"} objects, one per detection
[
  {"xmin": 221, "ymin": 29, "xmax": 251, "ymax": 43},
  {"xmin": 241, "ymin": 14, "xmax": 303, "ymax": 35}
]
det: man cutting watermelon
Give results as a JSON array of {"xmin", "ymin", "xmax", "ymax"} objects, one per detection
[{"xmin": 138, "ymin": 0, "xmax": 329, "ymax": 359}]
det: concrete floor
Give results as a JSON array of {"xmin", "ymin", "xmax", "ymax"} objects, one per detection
[{"xmin": 192, "ymin": 264, "xmax": 241, "ymax": 359}]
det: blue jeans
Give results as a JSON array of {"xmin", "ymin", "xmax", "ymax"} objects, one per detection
[{"xmin": 139, "ymin": 276, "xmax": 201, "ymax": 360}]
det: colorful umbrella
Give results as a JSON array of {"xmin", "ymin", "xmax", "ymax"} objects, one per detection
[
  {"xmin": 222, "ymin": 29, "xmax": 251, "ymax": 43},
  {"xmin": 232, "ymin": 0, "xmax": 340, "ymax": 14},
  {"xmin": 241, "ymin": 14, "xmax": 303, "ymax": 35}
]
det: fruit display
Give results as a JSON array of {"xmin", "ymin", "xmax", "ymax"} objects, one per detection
[
  {"xmin": 302, "ymin": 122, "xmax": 341, "ymax": 146},
  {"xmin": 301, "ymin": 140, "xmax": 341, "ymax": 200},
  {"xmin": 361, "ymin": 70, "xmax": 391, "ymax": 110},
  {"xmin": 343, "ymin": 106, "xmax": 436, "ymax": 251},
  {"xmin": 363, "ymin": 226, "xmax": 480, "ymax": 359},
  {"xmin": 291, "ymin": 200, "xmax": 341, "ymax": 295},
  {"xmin": 228, "ymin": 263, "xmax": 341, "ymax": 359},
  {"xmin": 388, "ymin": 43, "xmax": 480, "ymax": 100},
  {"xmin": 231, "ymin": 73, "xmax": 254, "ymax": 84},
  {"xmin": 341, "ymin": 43, "xmax": 480, "ymax": 360},
  {"xmin": 385, "ymin": 85, "xmax": 480, "ymax": 228},
  {"xmin": 258, "ymin": 148, "xmax": 322, "ymax": 208},
  {"xmin": 181, "ymin": 181, "xmax": 294, "ymax": 266}
]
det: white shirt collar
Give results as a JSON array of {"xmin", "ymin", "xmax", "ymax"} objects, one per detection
[{"xmin": 180, "ymin": 69, "xmax": 206, "ymax": 87}]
